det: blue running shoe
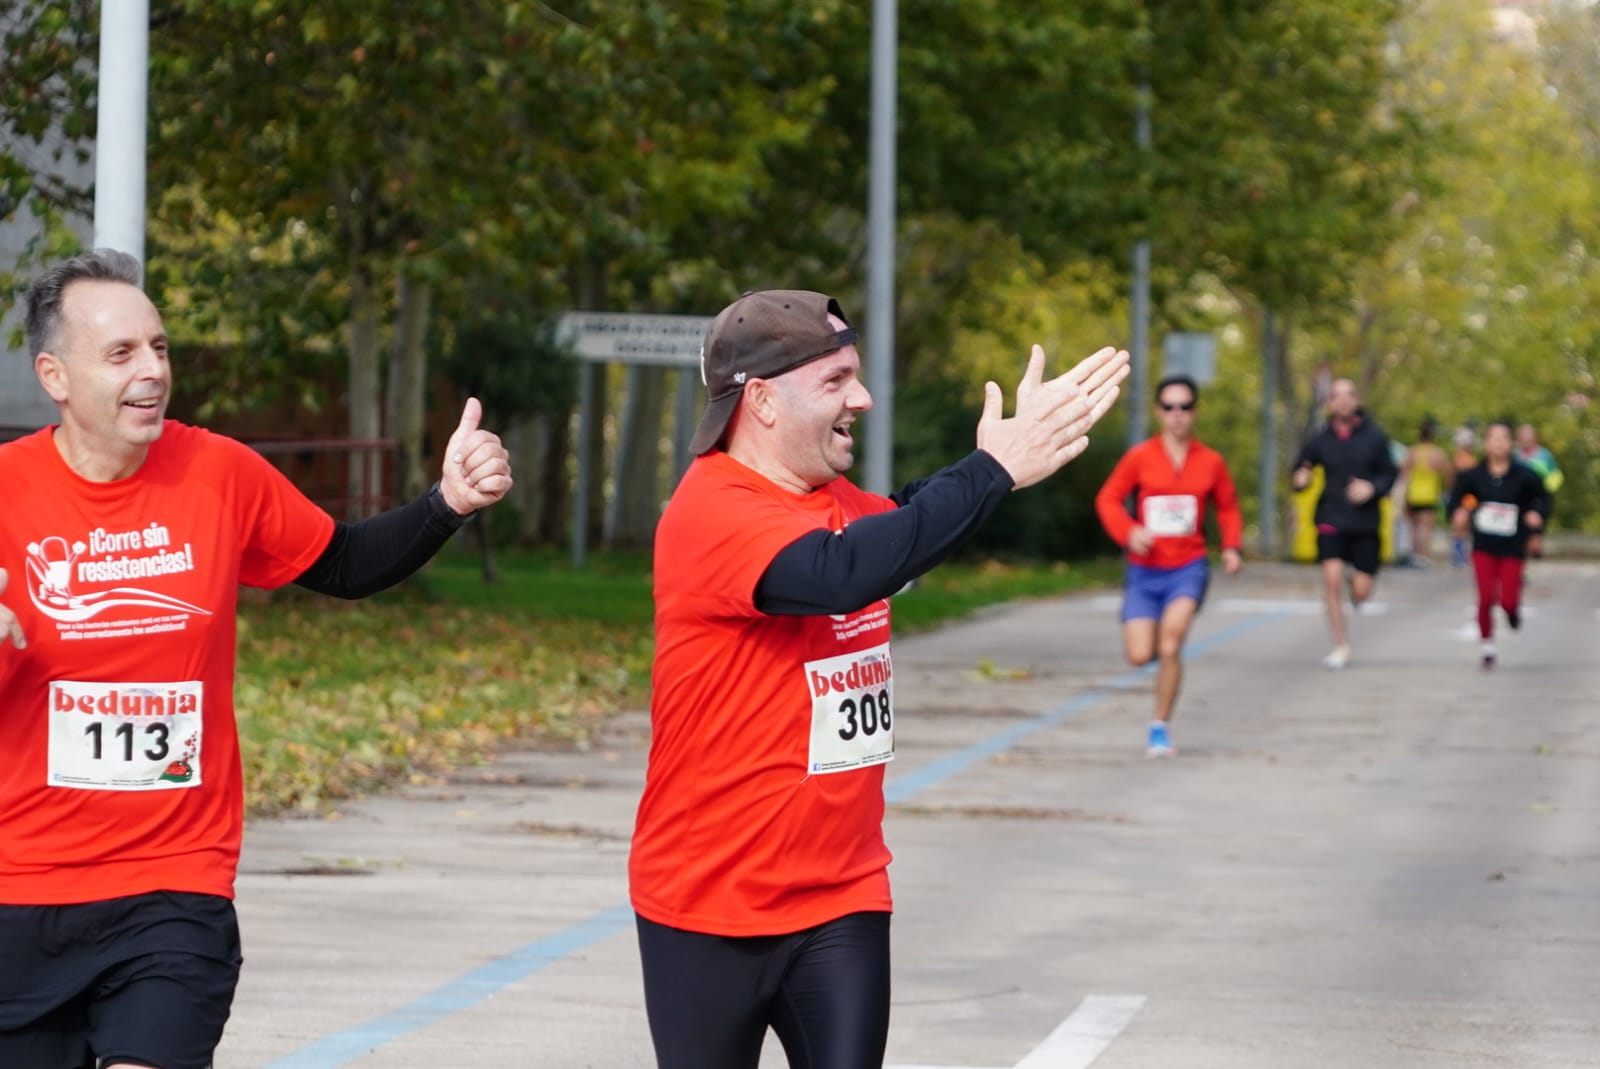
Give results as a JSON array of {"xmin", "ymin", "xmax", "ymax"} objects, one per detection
[{"xmin": 1146, "ymin": 720, "xmax": 1175, "ymax": 757}]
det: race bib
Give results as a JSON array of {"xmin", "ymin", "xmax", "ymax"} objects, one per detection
[
  {"xmin": 805, "ymin": 643, "xmax": 894, "ymax": 775},
  {"xmin": 1474, "ymin": 502, "xmax": 1519, "ymax": 538},
  {"xmin": 1144, "ymin": 495, "xmax": 1199, "ymax": 537},
  {"xmin": 47, "ymin": 681, "xmax": 203, "ymax": 791}
]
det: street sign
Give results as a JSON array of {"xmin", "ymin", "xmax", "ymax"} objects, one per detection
[
  {"xmin": 555, "ymin": 311, "xmax": 714, "ymax": 369},
  {"xmin": 1161, "ymin": 331, "xmax": 1217, "ymax": 385}
]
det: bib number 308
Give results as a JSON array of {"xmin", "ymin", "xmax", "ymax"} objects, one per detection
[
  {"xmin": 806, "ymin": 644, "xmax": 894, "ymax": 775},
  {"xmin": 836, "ymin": 688, "xmax": 892, "ymax": 741}
]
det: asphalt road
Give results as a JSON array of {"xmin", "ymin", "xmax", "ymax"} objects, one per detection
[{"xmin": 217, "ymin": 559, "xmax": 1600, "ymax": 1068}]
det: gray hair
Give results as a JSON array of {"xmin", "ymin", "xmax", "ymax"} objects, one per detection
[{"xmin": 24, "ymin": 249, "xmax": 144, "ymax": 358}]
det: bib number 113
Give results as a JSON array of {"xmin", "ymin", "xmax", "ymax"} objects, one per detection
[{"xmin": 84, "ymin": 721, "xmax": 172, "ymax": 762}]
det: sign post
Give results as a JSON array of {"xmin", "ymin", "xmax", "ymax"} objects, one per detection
[
  {"xmin": 1160, "ymin": 331, "xmax": 1217, "ymax": 385},
  {"xmin": 556, "ymin": 312, "xmax": 714, "ymax": 568}
]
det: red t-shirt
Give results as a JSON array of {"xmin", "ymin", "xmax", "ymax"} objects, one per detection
[
  {"xmin": 630, "ymin": 451, "xmax": 899, "ymax": 936},
  {"xmin": 0, "ymin": 423, "xmax": 333, "ymax": 904},
  {"xmin": 1095, "ymin": 437, "xmax": 1243, "ymax": 570}
]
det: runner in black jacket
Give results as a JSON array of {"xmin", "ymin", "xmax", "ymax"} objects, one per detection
[
  {"xmin": 1451, "ymin": 421, "xmax": 1549, "ymax": 669},
  {"xmin": 1291, "ymin": 378, "xmax": 1399, "ymax": 669}
]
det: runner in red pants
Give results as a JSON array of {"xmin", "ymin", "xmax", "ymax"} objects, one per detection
[
  {"xmin": 1450, "ymin": 422, "xmax": 1549, "ymax": 669},
  {"xmin": 1471, "ymin": 552, "xmax": 1525, "ymax": 650}
]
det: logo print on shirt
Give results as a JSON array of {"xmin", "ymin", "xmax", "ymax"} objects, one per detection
[{"xmin": 25, "ymin": 532, "xmax": 209, "ymax": 623}]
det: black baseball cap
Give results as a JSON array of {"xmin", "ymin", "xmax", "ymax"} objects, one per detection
[{"xmin": 689, "ymin": 290, "xmax": 856, "ymax": 455}]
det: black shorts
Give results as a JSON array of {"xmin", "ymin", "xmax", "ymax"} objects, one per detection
[
  {"xmin": 0, "ymin": 890, "xmax": 242, "ymax": 1069},
  {"xmin": 636, "ymin": 910, "xmax": 891, "ymax": 1069},
  {"xmin": 1317, "ymin": 529, "xmax": 1381, "ymax": 575}
]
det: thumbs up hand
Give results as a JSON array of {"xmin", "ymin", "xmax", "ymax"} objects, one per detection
[{"xmin": 439, "ymin": 397, "xmax": 513, "ymax": 515}]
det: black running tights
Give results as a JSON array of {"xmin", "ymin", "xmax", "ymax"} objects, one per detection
[{"xmin": 636, "ymin": 910, "xmax": 891, "ymax": 1069}]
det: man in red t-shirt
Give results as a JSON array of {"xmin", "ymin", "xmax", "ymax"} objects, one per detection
[
  {"xmin": 1095, "ymin": 374, "xmax": 1243, "ymax": 757},
  {"xmin": 631, "ymin": 289, "xmax": 1128, "ymax": 1069},
  {"xmin": 0, "ymin": 250, "xmax": 512, "ymax": 1069}
]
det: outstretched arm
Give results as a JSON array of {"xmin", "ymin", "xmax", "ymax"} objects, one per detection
[
  {"xmin": 758, "ymin": 343, "xmax": 1127, "ymax": 615},
  {"xmin": 294, "ymin": 398, "xmax": 512, "ymax": 599},
  {"xmin": 756, "ymin": 452, "xmax": 1013, "ymax": 614},
  {"xmin": 294, "ymin": 483, "xmax": 471, "ymax": 599}
]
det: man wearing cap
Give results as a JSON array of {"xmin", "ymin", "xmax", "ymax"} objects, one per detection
[{"xmin": 628, "ymin": 290, "xmax": 1128, "ymax": 1069}]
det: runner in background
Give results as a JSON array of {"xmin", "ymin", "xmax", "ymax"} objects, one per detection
[
  {"xmin": 1447, "ymin": 425, "xmax": 1479, "ymax": 568},
  {"xmin": 1514, "ymin": 423, "xmax": 1563, "ymax": 559},
  {"xmin": 1451, "ymin": 421, "xmax": 1549, "ymax": 669},
  {"xmin": 1291, "ymin": 378, "xmax": 1398, "ymax": 670},
  {"xmin": 1400, "ymin": 418, "xmax": 1451, "ymax": 565},
  {"xmin": 1095, "ymin": 374, "xmax": 1243, "ymax": 757}
]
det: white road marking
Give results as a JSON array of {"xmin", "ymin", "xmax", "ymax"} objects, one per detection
[
  {"xmin": 1014, "ymin": 994, "xmax": 1147, "ymax": 1068},
  {"xmin": 887, "ymin": 993, "xmax": 1146, "ymax": 1069}
]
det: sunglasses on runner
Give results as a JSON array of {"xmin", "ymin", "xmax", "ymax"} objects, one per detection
[{"xmin": 1158, "ymin": 401, "xmax": 1195, "ymax": 412}]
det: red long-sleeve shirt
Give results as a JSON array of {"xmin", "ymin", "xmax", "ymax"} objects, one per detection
[{"xmin": 1095, "ymin": 437, "xmax": 1243, "ymax": 570}]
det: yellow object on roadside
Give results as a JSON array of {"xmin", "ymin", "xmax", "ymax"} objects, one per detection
[{"xmin": 1289, "ymin": 466, "xmax": 1393, "ymax": 563}]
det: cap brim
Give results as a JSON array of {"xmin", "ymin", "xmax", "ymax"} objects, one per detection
[{"xmin": 689, "ymin": 391, "xmax": 740, "ymax": 455}]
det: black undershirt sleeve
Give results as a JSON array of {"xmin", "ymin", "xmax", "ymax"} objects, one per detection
[
  {"xmin": 753, "ymin": 450, "xmax": 1014, "ymax": 616},
  {"xmin": 293, "ymin": 482, "xmax": 470, "ymax": 599}
]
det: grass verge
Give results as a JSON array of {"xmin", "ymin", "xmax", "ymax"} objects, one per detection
[{"xmin": 236, "ymin": 548, "xmax": 1120, "ymax": 816}]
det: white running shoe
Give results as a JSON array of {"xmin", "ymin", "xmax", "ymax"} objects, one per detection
[
  {"xmin": 1481, "ymin": 642, "xmax": 1496, "ymax": 670},
  {"xmin": 1322, "ymin": 644, "xmax": 1351, "ymax": 670}
]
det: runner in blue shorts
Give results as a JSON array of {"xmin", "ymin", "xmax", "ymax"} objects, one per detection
[{"xmin": 1096, "ymin": 375, "xmax": 1243, "ymax": 756}]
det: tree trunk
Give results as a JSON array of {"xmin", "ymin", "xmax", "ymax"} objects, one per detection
[
  {"xmin": 474, "ymin": 514, "xmax": 498, "ymax": 585},
  {"xmin": 505, "ymin": 418, "xmax": 542, "ymax": 543},
  {"xmin": 506, "ymin": 413, "xmax": 570, "ymax": 546},
  {"xmin": 386, "ymin": 274, "xmax": 432, "ymax": 502},
  {"xmin": 1351, "ymin": 305, "xmax": 1382, "ymax": 399},
  {"xmin": 572, "ymin": 256, "xmax": 609, "ymax": 549},
  {"xmin": 605, "ymin": 365, "xmax": 668, "ymax": 548},
  {"xmin": 537, "ymin": 410, "xmax": 572, "ymax": 545},
  {"xmin": 1259, "ymin": 308, "xmax": 1280, "ymax": 557},
  {"xmin": 346, "ymin": 262, "xmax": 384, "ymax": 520},
  {"xmin": 581, "ymin": 363, "xmax": 609, "ymax": 546}
]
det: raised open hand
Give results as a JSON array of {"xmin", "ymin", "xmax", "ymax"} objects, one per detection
[{"xmin": 976, "ymin": 345, "xmax": 1129, "ymax": 490}]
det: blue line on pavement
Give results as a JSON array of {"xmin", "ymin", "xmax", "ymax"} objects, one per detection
[
  {"xmin": 265, "ymin": 904, "xmax": 635, "ymax": 1069},
  {"xmin": 885, "ymin": 610, "xmax": 1280, "ymax": 802},
  {"xmin": 266, "ymin": 610, "xmax": 1283, "ymax": 1068}
]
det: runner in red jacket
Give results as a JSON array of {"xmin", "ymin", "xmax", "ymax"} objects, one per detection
[{"xmin": 1096, "ymin": 374, "xmax": 1243, "ymax": 756}]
